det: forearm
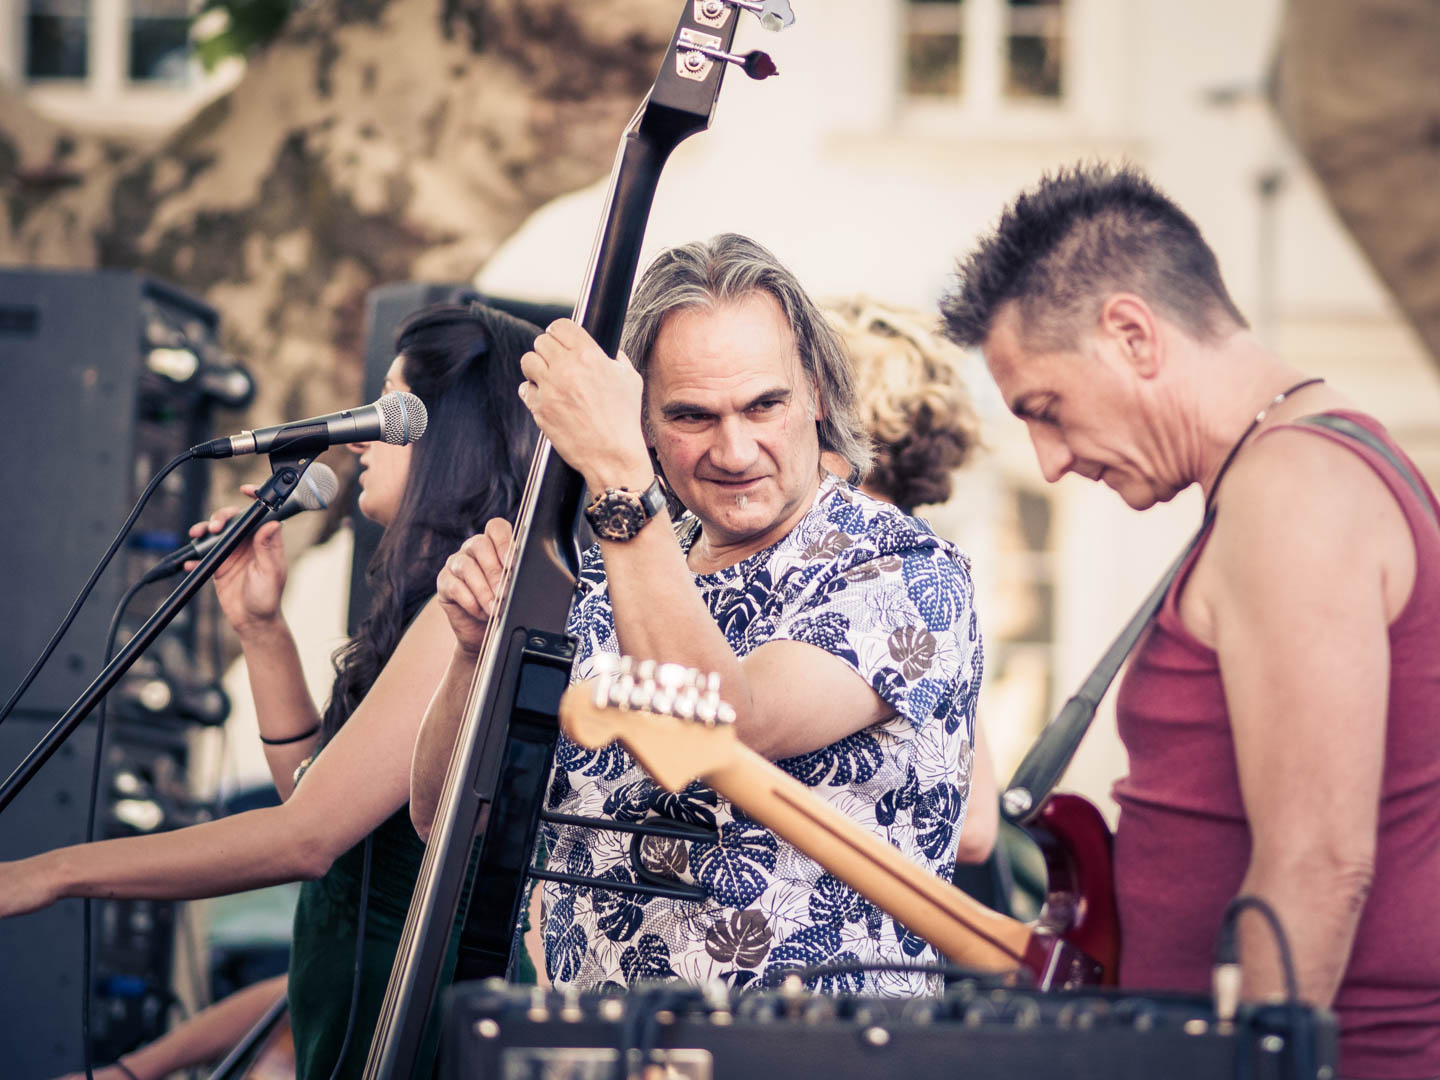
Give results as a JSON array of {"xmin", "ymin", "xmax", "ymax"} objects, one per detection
[
  {"xmin": 119, "ymin": 975, "xmax": 287, "ymax": 1080},
  {"xmin": 955, "ymin": 725, "xmax": 997, "ymax": 865},
  {"xmin": 597, "ymin": 523, "xmax": 752, "ymax": 730},
  {"xmin": 237, "ymin": 618, "xmax": 322, "ymax": 797},
  {"xmin": 36, "ymin": 805, "xmax": 329, "ymax": 904},
  {"xmin": 411, "ymin": 644, "xmax": 480, "ymax": 841},
  {"xmin": 1237, "ymin": 855, "xmax": 1373, "ymax": 1006}
]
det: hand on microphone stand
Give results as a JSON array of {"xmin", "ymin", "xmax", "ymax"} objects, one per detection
[{"xmin": 184, "ymin": 488, "xmax": 288, "ymax": 640}]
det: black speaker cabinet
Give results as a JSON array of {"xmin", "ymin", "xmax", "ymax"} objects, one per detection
[
  {"xmin": 0, "ymin": 268, "xmax": 223, "ymax": 714},
  {"xmin": 0, "ymin": 268, "xmax": 225, "ymax": 1078}
]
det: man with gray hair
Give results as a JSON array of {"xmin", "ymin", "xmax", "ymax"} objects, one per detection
[{"xmin": 415, "ymin": 233, "xmax": 982, "ymax": 995}]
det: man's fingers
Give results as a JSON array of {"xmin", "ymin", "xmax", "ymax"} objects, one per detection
[
  {"xmin": 438, "ymin": 572, "xmax": 488, "ymax": 623},
  {"xmin": 534, "ymin": 318, "xmax": 600, "ymax": 366},
  {"xmin": 458, "ymin": 534, "xmax": 502, "ymax": 582},
  {"xmin": 484, "ymin": 516, "xmax": 514, "ymax": 554},
  {"xmin": 444, "ymin": 551, "xmax": 498, "ymax": 615},
  {"xmin": 543, "ymin": 317, "xmax": 585, "ymax": 346},
  {"xmin": 520, "ymin": 349, "xmax": 549, "ymax": 383}
]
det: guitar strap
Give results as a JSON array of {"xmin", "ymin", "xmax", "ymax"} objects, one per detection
[{"xmin": 1001, "ymin": 411, "xmax": 1434, "ymax": 825}]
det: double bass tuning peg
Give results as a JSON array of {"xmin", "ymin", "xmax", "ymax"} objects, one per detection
[
  {"xmin": 679, "ymin": 29, "xmax": 780, "ymax": 81},
  {"xmin": 697, "ymin": 0, "xmax": 795, "ymax": 32}
]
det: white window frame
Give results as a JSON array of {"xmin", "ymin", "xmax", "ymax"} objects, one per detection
[
  {"xmin": 9, "ymin": 0, "xmax": 239, "ymax": 134},
  {"xmin": 897, "ymin": 0, "xmax": 1113, "ymax": 141}
]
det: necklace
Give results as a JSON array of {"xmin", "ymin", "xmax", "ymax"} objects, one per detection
[{"xmin": 1205, "ymin": 376, "xmax": 1326, "ymax": 511}]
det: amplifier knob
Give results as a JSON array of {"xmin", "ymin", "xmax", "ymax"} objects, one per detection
[
  {"xmin": 560, "ymin": 988, "xmax": 583, "ymax": 1023},
  {"xmin": 475, "ymin": 1018, "xmax": 500, "ymax": 1040},
  {"xmin": 861, "ymin": 1026, "xmax": 891, "ymax": 1048},
  {"xmin": 599, "ymin": 997, "xmax": 625, "ymax": 1022}
]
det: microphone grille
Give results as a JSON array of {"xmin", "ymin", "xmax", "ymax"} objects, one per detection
[
  {"xmin": 293, "ymin": 462, "xmax": 339, "ymax": 511},
  {"xmin": 378, "ymin": 391, "xmax": 428, "ymax": 446}
]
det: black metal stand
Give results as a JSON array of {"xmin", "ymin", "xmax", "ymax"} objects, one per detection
[
  {"xmin": 528, "ymin": 811, "xmax": 717, "ymax": 902},
  {"xmin": 0, "ymin": 454, "xmax": 317, "ymax": 815}
]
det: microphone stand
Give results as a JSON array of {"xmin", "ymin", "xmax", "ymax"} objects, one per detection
[{"xmin": 0, "ymin": 453, "xmax": 318, "ymax": 816}]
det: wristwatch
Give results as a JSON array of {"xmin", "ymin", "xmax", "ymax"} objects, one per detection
[{"xmin": 583, "ymin": 476, "xmax": 667, "ymax": 541}]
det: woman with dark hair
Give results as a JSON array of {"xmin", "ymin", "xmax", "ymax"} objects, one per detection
[{"xmin": 1, "ymin": 301, "xmax": 539, "ymax": 1080}]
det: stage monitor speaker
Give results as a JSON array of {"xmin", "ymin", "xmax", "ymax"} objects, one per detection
[
  {"xmin": 348, "ymin": 283, "xmax": 571, "ymax": 634},
  {"xmin": 0, "ymin": 713, "xmax": 196, "ymax": 1079},
  {"xmin": 0, "ymin": 268, "xmax": 224, "ymax": 714},
  {"xmin": 0, "ymin": 268, "xmax": 224, "ymax": 1078}
]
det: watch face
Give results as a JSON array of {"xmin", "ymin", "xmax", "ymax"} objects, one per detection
[{"xmin": 589, "ymin": 494, "xmax": 646, "ymax": 541}]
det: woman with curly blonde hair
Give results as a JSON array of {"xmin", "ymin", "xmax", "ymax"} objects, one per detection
[{"xmin": 825, "ymin": 297, "xmax": 982, "ymax": 514}]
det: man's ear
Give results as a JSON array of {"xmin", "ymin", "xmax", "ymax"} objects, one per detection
[{"xmin": 1099, "ymin": 294, "xmax": 1160, "ymax": 377}]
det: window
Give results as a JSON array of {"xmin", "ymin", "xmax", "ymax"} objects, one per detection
[
  {"xmin": 901, "ymin": 0, "xmax": 1067, "ymax": 108},
  {"xmin": 904, "ymin": 0, "xmax": 963, "ymax": 99},
  {"xmin": 1005, "ymin": 0, "xmax": 1064, "ymax": 100},
  {"xmin": 26, "ymin": 0, "xmax": 90, "ymax": 80},
  {"xmin": 129, "ymin": 0, "xmax": 191, "ymax": 84}
]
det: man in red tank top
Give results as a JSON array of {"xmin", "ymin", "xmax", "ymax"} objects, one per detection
[{"xmin": 940, "ymin": 164, "xmax": 1440, "ymax": 1080}]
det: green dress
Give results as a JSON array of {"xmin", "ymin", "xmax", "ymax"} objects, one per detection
[{"xmin": 287, "ymin": 791, "xmax": 536, "ymax": 1080}]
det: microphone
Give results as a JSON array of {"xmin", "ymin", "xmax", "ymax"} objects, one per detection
[
  {"xmin": 139, "ymin": 463, "xmax": 339, "ymax": 584},
  {"xmin": 190, "ymin": 391, "xmax": 427, "ymax": 459}
]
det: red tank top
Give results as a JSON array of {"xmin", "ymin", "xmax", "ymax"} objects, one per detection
[{"xmin": 1112, "ymin": 412, "xmax": 1440, "ymax": 1080}]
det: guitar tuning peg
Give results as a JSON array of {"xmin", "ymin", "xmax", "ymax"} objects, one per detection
[
  {"xmin": 591, "ymin": 653, "xmax": 619, "ymax": 707},
  {"xmin": 673, "ymin": 681, "xmax": 700, "ymax": 721},
  {"xmin": 612, "ymin": 668, "xmax": 637, "ymax": 709},
  {"xmin": 617, "ymin": 655, "xmax": 635, "ymax": 676},
  {"xmin": 631, "ymin": 659, "xmax": 659, "ymax": 711},
  {"xmin": 716, "ymin": 703, "xmax": 736, "ymax": 726},
  {"xmin": 697, "ymin": 671, "xmax": 725, "ymax": 725},
  {"xmin": 656, "ymin": 663, "xmax": 688, "ymax": 688}
]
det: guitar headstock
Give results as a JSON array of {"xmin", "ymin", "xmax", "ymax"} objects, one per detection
[{"xmin": 558, "ymin": 655, "xmax": 739, "ymax": 791}]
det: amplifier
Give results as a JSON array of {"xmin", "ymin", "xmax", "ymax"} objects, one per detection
[{"xmin": 442, "ymin": 978, "xmax": 1337, "ymax": 1080}]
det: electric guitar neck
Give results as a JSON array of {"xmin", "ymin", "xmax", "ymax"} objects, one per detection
[{"xmin": 560, "ymin": 656, "xmax": 1113, "ymax": 989}]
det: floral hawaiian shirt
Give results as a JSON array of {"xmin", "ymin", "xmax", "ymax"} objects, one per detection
[{"xmin": 540, "ymin": 475, "xmax": 982, "ymax": 996}]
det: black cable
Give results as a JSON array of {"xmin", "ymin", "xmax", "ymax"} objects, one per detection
[
  {"xmin": 0, "ymin": 449, "xmax": 195, "ymax": 729},
  {"xmin": 1214, "ymin": 893, "xmax": 1300, "ymax": 1002},
  {"xmin": 327, "ymin": 834, "xmax": 374, "ymax": 1080},
  {"xmin": 81, "ymin": 575, "xmax": 150, "ymax": 1080}
]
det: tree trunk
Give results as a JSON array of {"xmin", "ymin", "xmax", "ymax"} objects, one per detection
[
  {"xmin": 1275, "ymin": 0, "xmax": 1440, "ymax": 369},
  {"xmin": 1, "ymin": 0, "xmax": 676, "ymax": 496}
]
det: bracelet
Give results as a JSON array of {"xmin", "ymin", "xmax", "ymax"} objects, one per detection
[
  {"xmin": 259, "ymin": 724, "xmax": 320, "ymax": 746},
  {"xmin": 114, "ymin": 1059, "xmax": 142, "ymax": 1080}
]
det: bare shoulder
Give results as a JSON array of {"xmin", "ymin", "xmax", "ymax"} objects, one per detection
[{"xmin": 1209, "ymin": 422, "xmax": 1415, "ymax": 619}]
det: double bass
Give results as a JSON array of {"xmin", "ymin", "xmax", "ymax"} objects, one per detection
[{"xmin": 361, "ymin": 4, "xmax": 794, "ymax": 1077}]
